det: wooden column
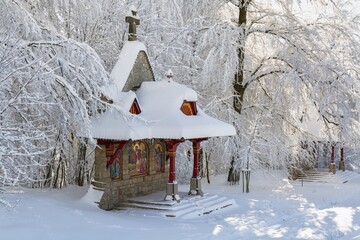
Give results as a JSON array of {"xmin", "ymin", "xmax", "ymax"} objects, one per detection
[
  {"xmin": 164, "ymin": 140, "xmax": 184, "ymax": 201},
  {"xmin": 168, "ymin": 144, "xmax": 178, "ymax": 183},
  {"xmin": 189, "ymin": 138, "xmax": 207, "ymax": 196},
  {"xmin": 192, "ymin": 141, "xmax": 200, "ymax": 178}
]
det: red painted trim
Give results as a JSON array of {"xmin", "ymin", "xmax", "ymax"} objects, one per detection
[
  {"xmin": 98, "ymin": 139, "xmax": 129, "ymax": 145},
  {"xmin": 105, "ymin": 144, "xmax": 114, "ymax": 158}
]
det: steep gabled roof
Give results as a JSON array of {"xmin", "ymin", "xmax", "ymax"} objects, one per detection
[
  {"xmin": 92, "ymin": 19, "xmax": 235, "ymax": 141},
  {"xmin": 103, "ymin": 41, "xmax": 154, "ymax": 100}
]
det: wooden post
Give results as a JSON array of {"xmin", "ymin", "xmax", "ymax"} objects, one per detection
[
  {"xmin": 164, "ymin": 140, "xmax": 184, "ymax": 201},
  {"xmin": 168, "ymin": 145, "xmax": 177, "ymax": 183},
  {"xmin": 192, "ymin": 141, "xmax": 200, "ymax": 178},
  {"xmin": 189, "ymin": 139, "xmax": 207, "ymax": 196}
]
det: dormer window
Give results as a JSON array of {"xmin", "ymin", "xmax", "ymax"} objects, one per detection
[
  {"xmin": 180, "ymin": 101, "xmax": 197, "ymax": 116},
  {"xmin": 129, "ymin": 98, "xmax": 141, "ymax": 114}
]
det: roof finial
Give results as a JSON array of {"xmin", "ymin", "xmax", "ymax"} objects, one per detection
[
  {"xmin": 166, "ymin": 69, "xmax": 173, "ymax": 83},
  {"xmin": 125, "ymin": 5, "xmax": 140, "ymax": 41}
]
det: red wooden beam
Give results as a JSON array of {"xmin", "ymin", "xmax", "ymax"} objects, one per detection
[
  {"xmin": 105, "ymin": 141, "xmax": 127, "ymax": 168},
  {"xmin": 97, "ymin": 139, "xmax": 128, "ymax": 145}
]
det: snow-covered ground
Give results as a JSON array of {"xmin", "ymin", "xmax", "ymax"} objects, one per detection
[{"xmin": 1, "ymin": 170, "xmax": 360, "ymax": 240}]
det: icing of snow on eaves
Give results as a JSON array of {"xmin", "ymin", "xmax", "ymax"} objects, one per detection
[
  {"xmin": 91, "ymin": 80, "xmax": 236, "ymax": 140},
  {"xmin": 91, "ymin": 108, "xmax": 151, "ymax": 141}
]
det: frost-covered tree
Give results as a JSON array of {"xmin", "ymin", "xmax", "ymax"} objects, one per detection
[
  {"xmin": 226, "ymin": 0, "xmax": 360, "ymax": 175},
  {"xmin": 0, "ymin": 0, "xmax": 109, "ymax": 191},
  {"xmin": 2, "ymin": 0, "xmax": 360, "ymax": 194},
  {"xmin": 127, "ymin": 0, "xmax": 360, "ymax": 179}
]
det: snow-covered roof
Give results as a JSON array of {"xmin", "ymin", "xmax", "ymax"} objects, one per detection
[
  {"xmin": 91, "ymin": 80, "xmax": 236, "ymax": 141},
  {"xmin": 92, "ymin": 35, "xmax": 235, "ymax": 141},
  {"xmin": 112, "ymin": 91, "xmax": 137, "ymax": 109},
  {"xmin": 91, "ymin": 109, "xmax": 150, "ymax": 141},
  {"xmin": 137, "ymin": 81, "xmax": 235, "ymax": 139},
  {"xmin": 106, "ymin": 41, "xmax": 147, "ymax": 98}
]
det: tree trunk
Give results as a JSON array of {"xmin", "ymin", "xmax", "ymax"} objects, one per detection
[
  {"xmin": 75, "ymin": 140, "xmax": 87, "ymax": 186},
  {"xmin": 233, "ymin": 0, "xmax": 249, "ymax": 114},
  {"xmin": 205, "ymin": 151, "xmax": 211, "ymax": 184},
  {"xmin": 53, "ymin": 154, "xmax": 66, "ymax": 188},
  {"xmin": 228, "ymin": 0, "xmax": 249, "ymax": 182}
]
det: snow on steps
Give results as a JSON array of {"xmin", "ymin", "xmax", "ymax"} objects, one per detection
[
  {"xmin": 91, "ymin": 180, "xmax": 106, "ymax": 191},
  {"xmin": 118, "ymin": 192, "xmax": 236, "ymax": 219},
  {"xmin": 297, "ymin": 169, "xmax": 360, "ymax": 184}
]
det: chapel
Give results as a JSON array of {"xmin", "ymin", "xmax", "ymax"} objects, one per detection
[{"xmin": 90, "ymin": 7, "xmax": 236, "ymax": 210}]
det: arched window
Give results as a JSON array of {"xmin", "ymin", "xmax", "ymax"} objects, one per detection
[
  {"xmin": 127, "ymin": 141, "xmax": 148, "ymax": 176},
  {"xmin": 154, "ymin": 142, "xmax": 165, "ymax": 173},
  {"xmin": 180, "ymin": 101, "xmax": 197, "ymax": 116}
]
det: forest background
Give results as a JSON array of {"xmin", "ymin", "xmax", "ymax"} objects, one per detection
[{"xmin": 1, "ymin": 0, "xmax": 360, "ymax": 190}]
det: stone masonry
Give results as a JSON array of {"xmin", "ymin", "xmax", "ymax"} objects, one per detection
[
  {"xmin": 93, "ymin": 140, "xmax": 168, "ymax": 210},
  {"xmin": 122, "ymin": 51, "xmax": 155, "ymax": 92}
]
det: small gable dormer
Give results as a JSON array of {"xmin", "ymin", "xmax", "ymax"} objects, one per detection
[
  {"xmin": 180, "ymin": 101, "xmax": 197, "ymax": 116},
  {"xmin": 129, "ymin": 98, "xmax": 141, "ymax": 114}
]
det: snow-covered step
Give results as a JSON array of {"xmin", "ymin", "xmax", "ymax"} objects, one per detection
[
  {"xmin": 297, "ymin": 169, "xmax": 359, "ymax": 184},
  {"xmin": 91, "ymin": 181, "xmax": 106, "ymax": 191},
  {"xmin": 122, "ymin": 193, "xmax": 206, "ymax": 211},
  {"xmin": 183, "ymin": 197, "xmax": 234, "ymax": 218},
  {"xmin": 328, "ymin": 170, "xmax": 360, "ymax": 183},
  {"xmin": 166, "ymin": 195, "xmax": 235, "ymax": 219},
  {"xmin": 120, "ymin": 202, "xmax": 171, "ymax": 211},
  {"xmin": 171, "ymin": 195, "xmax": 225, "ymax": 217},
  {"xmin": 120, "ymin": 192, "xmax": 235, "ymax": 218}
]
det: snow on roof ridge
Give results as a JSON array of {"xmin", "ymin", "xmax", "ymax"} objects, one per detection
[{"xmin": 139, "ymin": 80, "xmax": 197, "ymax": 101}]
